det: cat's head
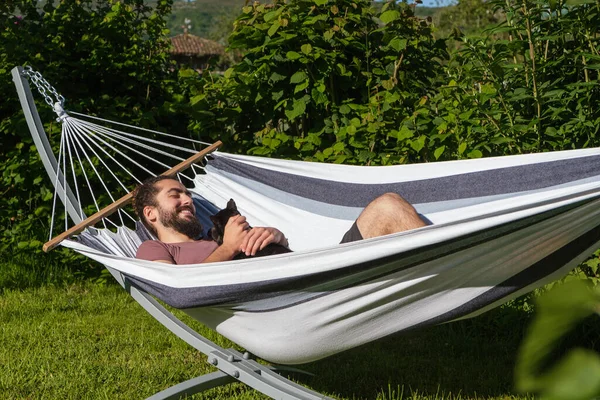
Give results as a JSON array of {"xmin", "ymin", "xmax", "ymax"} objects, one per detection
[{"xmin": 209, "ymin": 199, "xmax": 240, "ymax": 244}]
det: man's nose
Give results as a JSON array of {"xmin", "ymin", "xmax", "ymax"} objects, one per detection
[{"xmin": 181, "ymin": 193, "xmax": 193, "ymax": 207}]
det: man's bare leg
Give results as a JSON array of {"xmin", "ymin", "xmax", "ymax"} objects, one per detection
[{"xmin": 356, "ymin": 193, "xmax": 426, "ymax": 239}]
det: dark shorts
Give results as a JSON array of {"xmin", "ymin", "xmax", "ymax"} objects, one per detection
[{"xmin": 340, "ymin": 221, "xmax": 363, "ymax": 244}]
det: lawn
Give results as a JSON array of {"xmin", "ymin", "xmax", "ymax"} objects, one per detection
[{"xmin": 1, "ymin": 279, "xmax": 537, "ymax": 399}]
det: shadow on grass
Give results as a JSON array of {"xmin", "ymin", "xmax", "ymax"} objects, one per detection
[{"xmin": 296, "ymin": 305, "xmax": 534, "ymax": 399}]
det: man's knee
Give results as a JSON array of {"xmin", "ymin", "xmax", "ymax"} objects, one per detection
[
  {"xmin": 371, "ymin": 192, "xmax": 414, "ymax": 213},
  {"xmin": 356, "ymin": 192, "xmax": 424, "ymax": 238}
]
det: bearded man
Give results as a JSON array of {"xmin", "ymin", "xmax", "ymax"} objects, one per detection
[{"xmin": 133, "ymin": 175, "xmax": 426, "ymax": 264}]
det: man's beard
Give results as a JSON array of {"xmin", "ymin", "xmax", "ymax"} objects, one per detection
[{"xmin": 158, "ymin": 205, "xmax": 203, "ymax": 239}]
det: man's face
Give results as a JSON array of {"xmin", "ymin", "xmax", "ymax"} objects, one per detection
[{"xmin": 151, "ymin": 179, "xmax": 203, "ymax": 239}]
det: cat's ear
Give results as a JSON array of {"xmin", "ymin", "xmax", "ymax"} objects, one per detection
[
  {"xmin": 227, "ymin": 198, "xmax": 237, "ymax": 211},
  {"xmin": 210, "ymin": 215, "xmax": 219, "ymax": 226},
  {"xmin": 209, "ymin": 227, "xmax": 219, "ymax": 242}
]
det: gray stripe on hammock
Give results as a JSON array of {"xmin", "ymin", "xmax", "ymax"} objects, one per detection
[
  {"xmin": 206, "ymin": 166, "xmax": 363, "ymax": 220},
  {"xmin": 208, "ymin": 166, "xmax": 600, "ymax": 219},
  {"xmin": 123, "ymin": 197, "xmax": 595, "ymax": 310},
  {"xmin": 404, "ymin": 221, "xmax": 600, "ymax": 331},
  {"xmin": 233, "ymin": 197, "xmax": 600, "ymax": 312},
  {"xmin": 210, "ymin": 153, "xmax": 600, "ymax": 207}
]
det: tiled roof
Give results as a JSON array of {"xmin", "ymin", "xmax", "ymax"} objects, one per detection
[{"xmin": 169, "ymin": 34, "xmax": 225, "ymax": 56}]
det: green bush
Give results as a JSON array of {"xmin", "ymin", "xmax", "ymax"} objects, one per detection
[
  {"xmin": 183, "ymin": 0, "xmax": 599, "ymax": 164},
  {"xmin": 0, "ymin": 0, "xmax": 181, "ymax": 267},
  {"xmin": 184, "ymin": 0, "xmax": 449, "ymax": 164}
]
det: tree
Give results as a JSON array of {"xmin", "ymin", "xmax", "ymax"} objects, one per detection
[
  {"xmin": 0, "ymin": 0, "xmax": 179, "ymax": 258},
  {"xmin": 184, "ymin": 0, "xmax": 448, "ymax": 165}
]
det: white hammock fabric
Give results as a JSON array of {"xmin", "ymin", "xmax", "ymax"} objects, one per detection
[{"xmin": 63, "ymin": 147, "xmax": 600, "ymax": 364}]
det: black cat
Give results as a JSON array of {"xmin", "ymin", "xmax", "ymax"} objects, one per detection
[{"xmin": 209, "ymin": 199, "xmax": 292, "ymax": 260}]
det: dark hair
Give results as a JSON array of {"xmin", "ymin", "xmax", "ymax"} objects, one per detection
[{"xmin": 132, "ymin": 175, "xmax": 177, "ymax": 237}]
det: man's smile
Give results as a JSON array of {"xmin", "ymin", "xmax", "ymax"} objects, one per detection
[{"xmin": 177, "ymin": 207, "xmax": 195, "ymax": 218}]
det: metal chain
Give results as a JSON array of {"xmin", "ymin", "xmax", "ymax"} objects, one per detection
[{"xmin": 21, "ymin": 66, "xmax": 66, "ymax": 108}]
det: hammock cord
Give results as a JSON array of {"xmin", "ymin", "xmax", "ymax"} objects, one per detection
[
  {"xmin": 64, "ymin": 121, "xmax": 85, "ymax": 222},
  {"xmin": 70, "ymin": 118, "xmax": 149, "ymax": 187},
  {"xmin": 68, "ymin": 122, "xmax": 107, "ymax": 229},
  {"xmin": 69, "ymin": 118, "xmax": 141, "ymax": 225},
  {"xmin": 76, "ymin": 119, "xmax": 169, "ymax": 179},
  {"xmin": 76, "ymin": 116, "xmax": 198, "ymax": 156},
  {"xmin": 76, "ymin": 119, "xmax": 184, "ymax": 168},
  {"xmin": 62, "ymin": 125, "xmax": 68, "ymax": 232},
  {"xmin": 67, "ymin": 110, "xmax": 212, "ymax": 147},
  {"xmin": 66, "ymin": 118, "xmax": 124, "ymax": 193},
  {"xmin": 66, "ymin": 118, "xmax": 128, "ymax": 225},
  {"xmin": 48, "ymin": 127, "xmax": 65, "ymax": 240},
  {"xmin": 65, "ymin": 118, "xmax": 113, "ymax": 226}
]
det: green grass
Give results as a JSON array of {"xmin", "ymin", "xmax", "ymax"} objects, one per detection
[{"xmin": 1, "ymin": 280, "xmax": 538, "ymax": 399}]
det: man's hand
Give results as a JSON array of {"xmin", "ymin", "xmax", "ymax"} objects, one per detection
[
  {"xmin": 241, "ymin": 227, "xmax": 288, "ymax": 256},
  {"xmin": 222, "ymin": 214, "xmax": 250, "ymax": 255},
  {"xmin": 203, "ymin": 215, "xmax": 250, "ymax": 263}
]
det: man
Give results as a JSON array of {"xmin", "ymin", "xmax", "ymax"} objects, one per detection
[{"xmin": 134, "ymin": 175, "xmax": 426, "ymax": 264}]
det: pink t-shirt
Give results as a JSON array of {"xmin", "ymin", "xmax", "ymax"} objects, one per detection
[{"xmin": 136, "ymin": 240, "xmax": 219, "ymax": 264}]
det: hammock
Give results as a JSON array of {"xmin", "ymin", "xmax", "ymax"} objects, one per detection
[{"xmin": 13, "ymin": 66, "xmax": 600, "ymax": 399}]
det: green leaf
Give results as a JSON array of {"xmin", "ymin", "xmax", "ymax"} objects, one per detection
[
  {"xmin": 294, "ymin": 80, "xmax": 310, "ymax": 94},
  {"xmin": 388, "ymin": 38, "xmax": 407, "ymax": 52},
  {"xmin": 285, "ymin": 99, "xmax": 307, "ymax": 120},
  {"xmin": 178, "ymin": 68, "xmax": 197, "ymax": 78},
  {"xmin": 516, "ymin": 281, "xmax": 600, "ymax": 397},
  {"xmin": 301, "ymin": 44, "xmax": 312, "ymax": 55},
  {"xmin": 333, "ymin": 142, "xmax": 345, "ymax": 152},
  {"xmin": 467, "ymin": 149, "xmax": 483, "ymax": 158},
  {"xmin": 339, "ymin": 104, "xmax": 351, "ymax": 114},
  {"xmin": 290, "ymin": 71, "xmax": 308, "ymax": 84},
  {"xmin": 394, "ymin": 125, "xmax": 414, "ymax": 141},
  {"xmin": 270, "ymin": 72, "xmax": 287, "ymax": 82},
  {"xmin": 410, "ymin": 135, "xmax": 426, "ymax": 152},
  {"xmin": 334, "ymin": 155, "xmax": 347, "ymax": 164},
  {"xmin": 311, "ymin": 88, "xmax": 328, "ymax": 105},
  {"xmin": 264, "ymin": 9, "xmax": 283, "ymax": 22},
  {"xmin": 379, "ymin": 10, "xmax": 400, "ymax": 24},
  {"xmin": 272, "ymin": 90, "xmax": 284, "ymax": 102},
  {"xmin": 314, "ymin": 0, "xmax": 328, "ymax": 5},
  {"xmin": 190, "ymin": 94, "xmax": 206, "ymax": 106},
  {"xmin": 541, "ymin": 349, "xmax": 600, "ymax": 400},
  {"xmin": 268, "ymin": 21, "xmax": 281, "ymax": 37},
  {"xmin": 286, "ymin": 51, "xmax": 302, "ymax": 60},
  {"xmin": 381, "ymin": 78, "xmax": 395, "ymax": 90},
  {"xmin": 480, "ymin": 83, "xmax": 496, "ymax": 95},
  {"xmin": 434, "ymin": 146, "xmax": 445, "ymax": 160},
  {"xmin": 34, "ymin": 206, "xmax": 48, "ymax": 217}
]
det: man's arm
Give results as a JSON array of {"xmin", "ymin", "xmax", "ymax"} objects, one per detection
[
  {"xmin": 201, "ymin": 244, "xmax": 239, "ymax": 263},
  {"xmin": 202, "ymin": 214, "xmax": 250, "ymax": 263}
]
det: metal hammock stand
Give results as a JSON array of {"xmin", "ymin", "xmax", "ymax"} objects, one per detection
[{"xmin": 12, "ymin": 66, "xmax": 330, "ymax": 400}]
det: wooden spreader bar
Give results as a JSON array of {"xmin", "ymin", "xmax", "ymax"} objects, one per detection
[{"xmin": 43, "ymin": 141, "xmax": 222, "ymax": 252}]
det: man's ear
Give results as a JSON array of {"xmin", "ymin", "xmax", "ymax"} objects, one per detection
[{"xmin": 143, "ymin": 205, "xmax": 158, "ymax": 225}]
